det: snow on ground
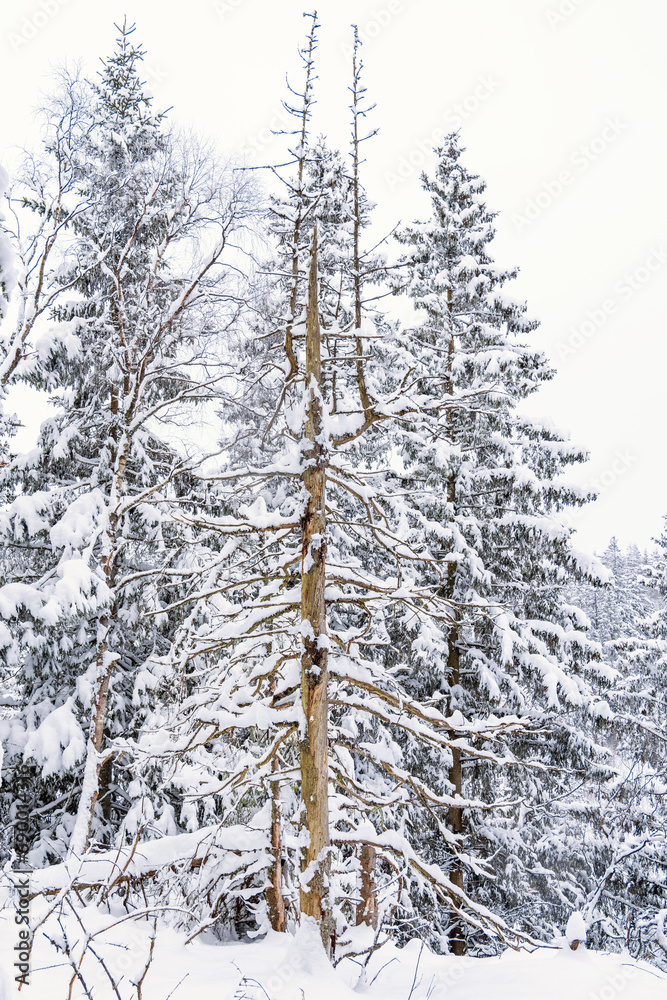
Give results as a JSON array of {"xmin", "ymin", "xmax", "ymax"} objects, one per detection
[{"xmin": 0, "ymin": 893, "xmax": 666, "ymax": 1000}]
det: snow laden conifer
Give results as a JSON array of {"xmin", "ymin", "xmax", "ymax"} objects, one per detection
[
  {"xmin": 568, "ymin": 537, "xmax": 660, "ymax": 644},
  {"xmin": 559, "ymin": 536, "xmax": 667, "ymax": 967},
  {"xmin": 574, "ymin": 529, "xmax": 667, "ymax": 967},
  {"xmin": 392, "ymin": 134, "xmax": 612, "ymax": 950},
  {"xmin": 135, "ymin": 27, "xmax": 537, "ymax": 956},
  {"xmin": 0, "ymin": 71, "xmax": 106, "ymax": 805},
  {"xmin": 0, "ymin": 21, "xmax": 253, "ymax": 862},
  {"xmin": 551, "ymin": 532, "xmax": 667, "ymax": 966},
  {"xmin": 0, "ymin": 161, "xmax": 18, "ymax": 580}
]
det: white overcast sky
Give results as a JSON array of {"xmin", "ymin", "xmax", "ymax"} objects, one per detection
[{"xmin": 2, "ymin": 0, "xmax": 666, "ymax": 555}]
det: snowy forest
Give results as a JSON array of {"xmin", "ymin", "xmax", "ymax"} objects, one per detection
[{"xmin": 0, "ymin": 16, "xmax": 666, "ymax": 999}]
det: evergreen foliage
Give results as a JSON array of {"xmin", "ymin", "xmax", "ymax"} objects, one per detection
[
  {"xmin": 0, "ymin": 17, "xmax": 665, "ymax": 978},
  {"xmin": 563, "ymin": 532, "xmax": 667, "ymax": 966},
  {"xmin": 0, "ymin": 20, "xmax": 253, "ymax": 862},
  {"xmin": 389, "ymin": 134, "xmax": 612, "ymax": 950}
]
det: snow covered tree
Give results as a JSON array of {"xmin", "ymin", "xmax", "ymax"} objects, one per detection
[
  {"xmin": 0, "ymin": 160, "xmax": 18, "ymax": 610},
  {"xmin": 0, "ymin": 76, "xmax": 98, "ymax": 497},
  {"xmin": 567, "ymin": 537, "xmax": 660, "ymax": 645},
  {"xmin": 575, "ymin": 527, "xmax": 667, "ymax": 967},
  {"xmin": 3, "ymin": 19, "xmax": 643, "ymax": 969},
  {"xmin": 0, "ymin": 165, "xmax": 15, "ymax": 329},
  {"xmin": 0, "ymin": 72, "xmax": 101, "ymax": 824},
  {"xmin": 0, "ymin": 21, "xmax": 253, "ymax": 862},
  {"xmin": 392, "ymin": 134, "xmax": 611, "ymax": 951},
  {"xmin": 0, "ymin": 72, "xmax": 98, "ymax": 400},
  {"xmin": 122, "ymin": 25, "xmax": 546, "ymax": 958}
]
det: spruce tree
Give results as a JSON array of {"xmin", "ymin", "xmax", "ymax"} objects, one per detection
[
  {"xmin": 587, "ymin": 526, "xmax": 667, "ymax": 966},
  {"xmin": 392, "ymin": 134, "xmax": 610, "ymax": 950},
  {"xmin": 568, "ymin": 538, "xmax": 660, "ymax": 644},
  {"xmin": 0, "ymin": 21, "xmax": 252, "ymax": 861}
]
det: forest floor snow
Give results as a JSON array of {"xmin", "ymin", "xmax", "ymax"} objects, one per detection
[{"xmin": 1, "ymin": 893, "xmax": 666, "ymax": 999}]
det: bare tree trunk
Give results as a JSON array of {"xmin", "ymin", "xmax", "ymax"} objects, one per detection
[
  {"xmin": 97, "ymin": 737, "xmax": 113, "ymax": 825},
  {"xmin": 68, "ymin": 615, "xmax": 116, "ymax": 858},
  {"xmin": 267, "ymin": 669, "xmax": 286, "ymax": 931},
  {"xmin": 349, "ymin": 33, "xmax": 380, "ymax": 927},
  {"xmin": 446, "ymin": 615, "xmax": 465, "ymax": 955},
  {"xmin": 69, "ymin": 380, "xmax": 126, "ymax": 858},
  {"xmin": 357, "ymin": 843, "xmax": 378, "ymax": 929},
  {"xmin": 350, "ymin": 27, "xmax": 376, "ymax": 427},
  {"xmin": 283, "ymin": 13, "xmax": 318, "ymax": 383},
  {"xmin": 445, "ymin": 286, "xmax": 465, "ymax": 955},
  {"xmin": 299, "ymin": 226, "xmax": 333, "ymax": 956}
]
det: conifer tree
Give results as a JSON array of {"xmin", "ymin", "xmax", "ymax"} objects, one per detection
[
  {"xmin": 568, "ymin": 537, "xmax": 660, "ymax": 644},
  {"xmin": 134, "ymin": 30, "xmax": 542, "ymax": 958},
  {"xmin": 586, "ymin": 526, "xmax": 667, "ymax": 966},
  {"xmin": 4, "ymin": 20, "xmax": 636, "ymax": 966},
  {"xmin": 392, "ymin": 134, "xmax": 610, "ymax": 950},
  {"xmin": 1, "ymin": 70, "xmax": 109, "ymax": 810},
  {"xmin": 0, "ymin": 21, "xmax": 252, "ymax": 861}
]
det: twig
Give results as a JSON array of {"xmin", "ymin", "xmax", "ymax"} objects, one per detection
[
  {"xmin": 164, "ymin": 972, "xmax": 190, "ymax": 999},
  {"xmin": 67, "ymin": 900, "xmax": 122, "ymax": 999},
  {"xmin": 85, "ymin": 943, "xmax": 123, "ymax": 1000},
  {"xmin": 230, "ymin": 960, "xmax": 272, "ymax": 999},
  {"xmin": 621, "ymin": 962, "xmax": 666, "ymax": 981},
  {"xmin": 135, "ymin": 915, "xmax": 158, "ymax": 1000},
  {"xmin": 407, "ymin": 939, "xmax": 425, "ymax": 1000},
  {"xmin": 369, "ymin": 955, "xmax": 398, "ymax": 987}
]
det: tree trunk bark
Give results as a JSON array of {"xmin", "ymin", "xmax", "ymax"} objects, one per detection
[
  {"xmin": 446, "ymin": 619, "xmax": 465, "ymax": 955},
  {"xmin": 357, "ymin": 843, "xmax": 378, "ymax": 929},
  {"xmin": 68, "ymin": 616, "xmax": 116, "ymax": 858},
  {"xmin": 267, "ymin": 737, "xmax": 286, "ymax": 931},
  {"xmin": 98, "ymin": 745, "xmax": 113, "ymax": 825},
  {"xmin": 350, "ymin": 41, "xmax": 378, "ymax": 927},
  {"xmin": 445, "ymin": 287, "xmax": 465, "ymax": 955},
  {"xmin": 69, "ymin": 371, "xmax": 125, "ymax": 858},
  {"xmin": 299, "ymin": 226, "xmax": 333, "ymax": 956}
]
